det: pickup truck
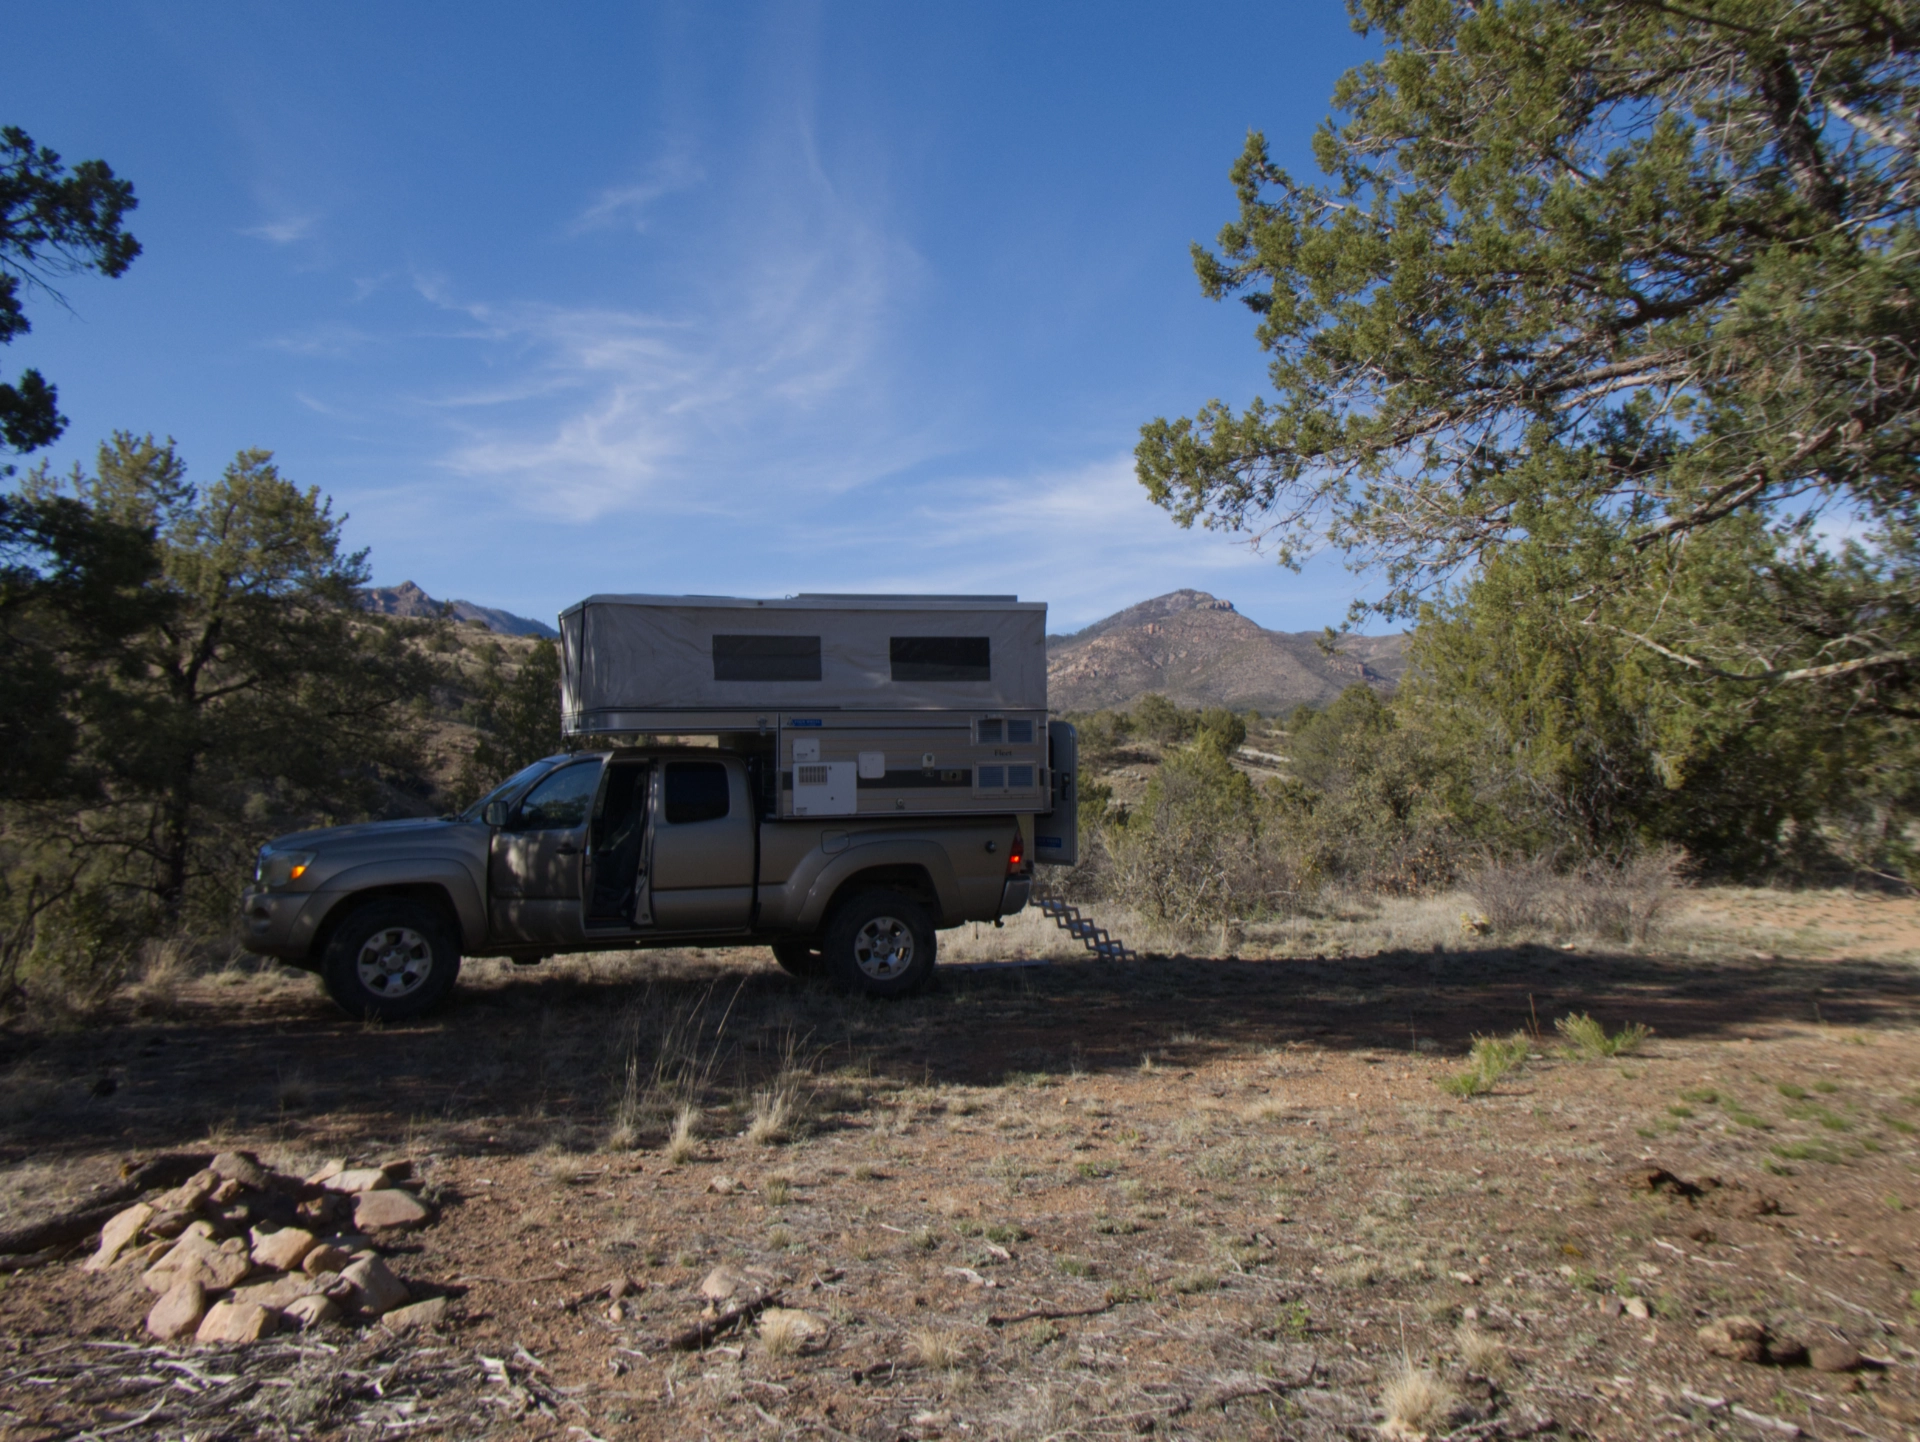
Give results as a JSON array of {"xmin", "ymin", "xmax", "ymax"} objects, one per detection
[{"xmin": 240, "ymin": 745, "xmax": 1036, "ymax": 1019}]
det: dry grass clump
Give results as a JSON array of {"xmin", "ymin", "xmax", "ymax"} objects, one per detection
[
  {"xmin": 747, "ymin": 1084, "xmax": 800, "ymax": 1145},
  {"xmin": 909, "ymin": 1327, "xmax": 966, "ymax": 1371},
  {"xmin": 1455, "ymin": 1323, "xmax": 1509, "ymax": 1377},
  {"xmin": 1555, "ymin": 1012, "xmax": 1650, "ymax": 1059},
  {"xmin": 1470, "ymin": 850, "xmax": 1681, "ymax": 943},
  {"xmin": 1381, "ymin": 1362, "xmax": 1457, "ymax": 1437},
  {"xmin": 757, "ymin": 1306, "xmax": 822, "ymax": 1357},
  {"xmin": 664, "ymin": 1104, "xmax": 700, "ymax": 1165}
]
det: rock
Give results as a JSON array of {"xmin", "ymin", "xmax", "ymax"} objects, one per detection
[
  {"xmin": 209, "ymin": 1178, "xmax": 244, "ymax": 1206},
  {"xmin": 353, "ymin": 1188, "xmax": 432, "ymax": 1232},
  {"xmin": 142, "ymin": 1224, "xmax": 218, "ymax": 1292},
  {"xmin": 282, "ymin": 1293, "xmax": 340, "ymax": 1330},
  {"xmin": 125, "ymin": 1238, "xmax": 171, "ymax": 1270},
  {"xmin": 145, "ymin": 1279, "xmax": 207, "ymax": 1341},
  {"xmin": 297, "ymin": 1193, "xmax": 347, "ymax": 1226},
  {"xmin": 1624, "ymin": 1298, "xmax": 1652, "ymax": 1320},
  {"xmin": 377, "ymin": 1157, "xmax": 416, "ymax": 1182},
  {"xmin": 146, "ymin": 1209, "xmax": 196, "ymax": 1240},
  {"xmin": 1601, "ymin": 1296, "xmax": 1624, "ymax": 1318},
  {"xmin": 324, "ymin": 1167, "xmax": 391, "ymax": 1194},
  {"xmin": 338, "ymin": 1256, "xmax": 409, "ymax": 1316},
  {"xmin": 706, "ymin": 1175, "xmax": 740, "ymax": 1195},
  {"xmin": 87, "ymin": 1203, "xmax": 154, "ymax": 1271},
  {"xmin": 151, "ymin": 1171, "xmax": 220, "ymax": 1214},
  {"xmin": 1698, "ymin": 1315, "xmax": 1769, "ymax": 1363},
  {"xmin": 1768, "ymin": 1336, "xmax": 1809, "ymax": 1367},
  {"xmin": 196, "ymin": 1300, "xmax": 280, "ymax": 1344},
  {"xmin": 250, "ymin": 1225, "xmax": 316, "ymax": 1272},
  {"xmin": 700, "ymin": 1265, "xmax": 750, "ymax": 1302},
  {"xmin": 381, "ymin": 1296, "xmax": 448, "ymax": 1332},
  {"xmin": 1810, "ymin": 1341, "xmax": 1861, "ymax": 1373},
  {"xmin": 306, "ymin": 1158, "xmax": 346, "ymax": 1185},
  {"xmin": 210, "ymin": 1150, "xmax": 272, "ymax": 1190},
  {"xmin": 302, "ymin": 1243, "xmax": 352, "ymax": 1275},
  {"xmin": 231, "ymin": 1273, "xmax": 324, "ymax": 1309}
]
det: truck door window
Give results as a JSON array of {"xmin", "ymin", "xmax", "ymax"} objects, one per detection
[
  {"xmin": 663, "ymin": 761, "xmax": 730, "ymax": 824},
  {"xmin": 514, "ymin": 762, "xmax": 600, "ymax": 830}
]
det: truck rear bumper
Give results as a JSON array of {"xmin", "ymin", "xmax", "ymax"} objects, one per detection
[{"xmin": 999, "ymin": 876, "xmax": 1032, "ymax": 916}]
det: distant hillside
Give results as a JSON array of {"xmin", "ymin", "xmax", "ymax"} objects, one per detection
[
  {"xmin": 1048, "ymin": 589, "xmax": 1408, "ymax": 715},
  {"xmin": 362, "ymin": 581, "xmax": 558, "ymax": 639}
]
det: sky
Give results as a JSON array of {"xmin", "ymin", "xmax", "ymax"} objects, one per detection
[{"xmin": 8, "ymin": 2, "xmax": 1387, "ymax": 635}]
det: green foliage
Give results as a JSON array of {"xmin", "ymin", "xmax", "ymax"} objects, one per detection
[
  {"xmin": 1, "ymin": 126, "xmax": 140, "ymax": 455},
  {"xmin": 1131, "ymin": 693, "xmax": 1193, "ymax": 744},
  {"xmin": 461, "ymin": 637, "xmax": 562, "ymax": 798},
  {"xmin": 1106, "ymin": 734, "xmax": 1273, "ymax": 926},
  {"xmin": 1554, "ymin": 1013, "xmax": 1650, "ymax": 1060},
  {"xmin": 5, "ymin": 434, "xmax": 441, "ymax": 940}
]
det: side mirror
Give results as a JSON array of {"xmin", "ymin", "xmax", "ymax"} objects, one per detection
[{"xmin": 483, "ymin": 800, "xmax": 511, "ymax": 828}]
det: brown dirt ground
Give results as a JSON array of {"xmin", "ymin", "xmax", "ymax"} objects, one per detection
[{"xmin": 3, "ymin": 892, "xmax": 1919, "ymax": 1440}]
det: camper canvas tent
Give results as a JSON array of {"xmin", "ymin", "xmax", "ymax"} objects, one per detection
[
  {"xmin": 556, "ymin": 594, "xmax": 1055, "ymax": 821},
  {"xmin": 558, "ymin": 594, "xmax": 1047, "ymax": 726}
]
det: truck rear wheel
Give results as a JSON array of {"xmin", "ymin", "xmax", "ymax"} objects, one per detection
[
  {"xmin": 321, "ymin": 899, "xmax": 461, "ymax": 1022},
  {"xmin": 823, "ymin": 891, "xmax": 935, "ymax": 998},
  {"xmin": 769, "ymin": 939, "xmax": 824, "ymax": 979}
]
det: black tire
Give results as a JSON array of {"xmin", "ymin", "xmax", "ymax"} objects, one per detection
[
  {"xmin": 822, "ymin": 890, "xmax": 936, "ymax": 998},
  {"xmin": 769, "ymin": 938, "xmax": 824, "ymax": 979},
  {"xmin": 321, "ymin": 899, "xmax": 462, "ymax": 1022}
]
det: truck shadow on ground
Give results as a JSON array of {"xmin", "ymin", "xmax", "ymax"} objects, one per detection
[{"xmin": 1, "ymin": 941, "xmax": 1911, "ymax": 1167}]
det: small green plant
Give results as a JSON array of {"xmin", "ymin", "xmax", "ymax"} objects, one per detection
[
  {"xmin": 1726, "ymin": 1107, "xmax": 1771, "ymax": 1129},
  {"xmin": 1171, "ymin": 1269, "xmax": 1220, "ymax": 1294},
  {"xmin": 1813, "ymin": 1079, "xmax": 1840, "ymax": 1094},
  {"xmin": 1555, "ymin": 1013, "xmax": 1650, "ymax": 1059},
  {"xmin": 1271, "ymin": 1300, "xmax": 1310, "ymax": 1340},
  {"xmin": 1074, "ymin": 1160, "xmax": 1109, "ymax": 1180},
  {"xmin": 1680, "ymin": 1087, "xmax": 1719, "ymax": 1104},
  {"xmin": 985, "ymin": 1223, "xmax": 1030, "ymax": 1245},
  {"xmin": 1777, "ymin": 1082, "xmax": 1807, "ymax": 1100},
  {"xmin": 1784, "ymin": 1102, "xmax": 1851, "ymax": 1131},
  {"xmin": 1883, "ymin": 1113, "xmax": 1917, "ymax": 1135},
  {"xmin": 1772, "ymin": 1141, "xmax": 1844, "ymax": 1164},
  {"xmin": 1436, "ymin": 1031, "xmax": 1529, "ymax": 1098},
  {"xmin": 910, "ymin": 1225, "xmax": 939, "ymax": 1252},
  {"xmin": 1667, "ymin": 1104, "xmax": 1694, "ymax": 1118},
  {"xmin": 1058, "ymin": 1256, "xmax": 1094, "ymax": 1278}
]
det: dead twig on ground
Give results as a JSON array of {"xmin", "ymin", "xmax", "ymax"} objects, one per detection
[
  {"xmin": 668, "ymin": 1290, "xmax": 782, "ymax": 1351},
  {"xmin": 986, "ymin": 1298, "xmax": 1116, "ymax": 1327}
]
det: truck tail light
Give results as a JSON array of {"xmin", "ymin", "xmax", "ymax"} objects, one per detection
[{"xmin": 1006, "ymin": 831, "xmax": 1024, "ymax": 872}]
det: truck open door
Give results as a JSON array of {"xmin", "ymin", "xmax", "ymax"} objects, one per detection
[{"xmin": 1034, "ymin": 720, "xmax": 1078, "ymax": 867}]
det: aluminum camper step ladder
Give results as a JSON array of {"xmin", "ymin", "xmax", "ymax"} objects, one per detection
[{"xmin": 1037, "ymin": 896, "xmax": 1137, "ymax": 962}]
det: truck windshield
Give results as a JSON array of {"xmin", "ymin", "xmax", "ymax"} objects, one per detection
[{"xmin": 459, "ymin": 759, "xmax": 560, "ymax": 821}]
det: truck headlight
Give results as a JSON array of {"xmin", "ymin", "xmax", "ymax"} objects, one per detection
[{"xmin": 256, "ymin": 850, "xmax": 318, "ymax": 889}]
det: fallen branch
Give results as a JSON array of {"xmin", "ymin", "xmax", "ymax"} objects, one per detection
[
  {"xmin": 668, "ymin": 1291, "xmax": 782, "ymax": 1352},
  {"xmin": 987, "ymin": 1298, "xmax": 1115, "ymax": 1328},
  {"xmin": 0, "ymin": 1153, "xmax": 211, "ymax": 1256}
]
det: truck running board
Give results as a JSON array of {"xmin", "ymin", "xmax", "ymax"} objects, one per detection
[{"xmin": 1036, "ymin": 897, "xmax": 1137, "ymax": 962}]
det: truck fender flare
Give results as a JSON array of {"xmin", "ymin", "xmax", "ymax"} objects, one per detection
[
  {"xmin": 306, "ymin": 859, "xmax": 489, "ymax": 955},
  {"xmin": 795, "ymin": 840, "xmax": 960, "ymax": 934}
]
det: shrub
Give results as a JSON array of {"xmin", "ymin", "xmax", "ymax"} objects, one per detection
[{"xmin": 1555, "ymin": 1013, "xmax": 1650, "ymax": 1058}]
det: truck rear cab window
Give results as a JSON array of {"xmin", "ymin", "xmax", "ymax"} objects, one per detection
[
  {"xmin": 664, "ymin": 761, "xmax": 730, "ymax": 824},
  {"xmin": 890, "ymin": 636, "xmax": 990, "ymax": 682},
  {"xmin": 712, "ymin": 634, "xmax": 821, "ymax": 681}
]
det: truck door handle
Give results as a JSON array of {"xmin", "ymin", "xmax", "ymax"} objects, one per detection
[{"xmin": 557, "ymin": 844, "xmax": 580, "ymax": 856}]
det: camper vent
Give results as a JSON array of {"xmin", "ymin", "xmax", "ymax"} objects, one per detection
[{"xmin": 796, "ymin": 764, "xmax": 831, "ymax": 786}]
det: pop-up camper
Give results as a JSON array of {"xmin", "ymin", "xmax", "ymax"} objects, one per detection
[{"xmin": 558, "ymin": 594, "xmax": 1069, "ymax": 833}]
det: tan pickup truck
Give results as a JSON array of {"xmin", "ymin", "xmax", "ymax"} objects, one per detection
[{"xmin": 240, "ymin": 744, "xmax": 1044, "ymax": 1019}]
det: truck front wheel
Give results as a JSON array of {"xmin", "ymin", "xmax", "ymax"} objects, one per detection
[
  {"xmin": 823, "ymin": 891, "xmax": 935, "ymax": 998},
  {"xmin": 320, "ymin": 899, "xmax": 462, "ymax": 1022}
]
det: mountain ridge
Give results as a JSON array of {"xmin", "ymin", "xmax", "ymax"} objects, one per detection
[
  {"xmin": 362, "ymin": 581, "xmax": 558, "ymax": 639},
  {"xmin": 1048, "ymin": 589, "xmax": 1408, "ymax": 715}
]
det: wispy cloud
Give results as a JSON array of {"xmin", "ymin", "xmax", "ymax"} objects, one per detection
[
  {"xmin": 421, "ymin": 169, "xmax": 921, "ymax": 521},
  {"xmin": 570, "ymin": 154, "xmax": 705, "ymax": 234},
  {"xmin": 244, "ymin": 214, "xmax": 317, "ymax": 244}
]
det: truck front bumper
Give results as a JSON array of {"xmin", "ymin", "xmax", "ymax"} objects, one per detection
[{"xmin": 240, "ymin": 887, "xmax": 326, "ymax": 967}]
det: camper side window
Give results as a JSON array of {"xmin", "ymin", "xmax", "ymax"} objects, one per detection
[
  {"xmin": 663, "ymin": 761, "xmax": 731, "ymax": 824},
  {"xmin": 712, "ymin": 635, "xmax": 822, "ymax": 682},
  {"xmin": 890, "ymin": 636, "xmax": 990, "ymax": 682}
]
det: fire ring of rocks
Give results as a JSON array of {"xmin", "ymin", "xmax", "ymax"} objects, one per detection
[{"xmin": 83, "ymin": 1150, "xmax": 447, "ymax": 1346}]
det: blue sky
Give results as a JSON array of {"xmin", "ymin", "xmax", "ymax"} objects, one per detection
[{"xmin": 9, "ymin": 2, "xmax": 1386, "ymax": 634}]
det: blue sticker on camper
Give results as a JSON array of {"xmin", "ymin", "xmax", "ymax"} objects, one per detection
[
  {"xmin": 787, "ymin": 718, "xmax": 823, "ymax": 727},
  {"xmin": 1038, "ymin": 836, "xmax": 1063, "ymax": 850}
]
